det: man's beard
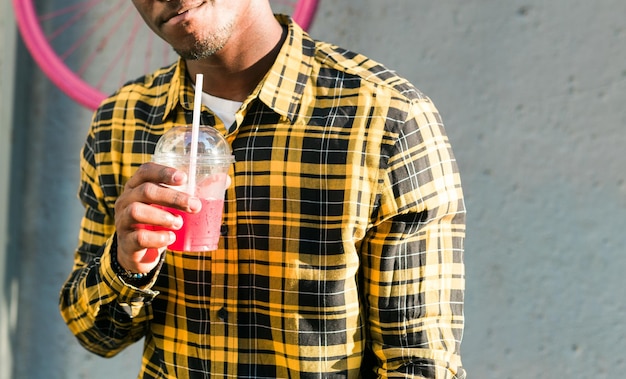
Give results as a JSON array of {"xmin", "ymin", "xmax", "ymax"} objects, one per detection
[
  {"xmin": 175, "ymin": 39, "xmax": 226, "ymax": 60},
  {"xmin": 174, "ymin": 23, "xmax": 233, "ymax": 60}
]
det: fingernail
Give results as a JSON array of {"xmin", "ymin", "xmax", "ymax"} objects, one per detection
[
  {"xmin": 172, "ymin": 171, "xmax": 187, "ymax": 183},
  {"xmin": 172, "ymin": 215, "xmax": 183, "ymax": 229},
  {"xmin": 168, "ymin": 232, "xmax": 177, "ymax": 244},
  {"xmin": 188, "ymin": 197, "xmax": 202, "ymax": 212}
]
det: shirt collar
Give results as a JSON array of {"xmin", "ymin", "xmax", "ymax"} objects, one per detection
[
  {"xmin": 163, "ymin": 60, "xmax": 192, "ymax": 121},
  {"xmin": 256, "ymin": 15, "xmax": 315, "ymax": 122},
  {"xmin": 162, "ymin": 15, "xmax": 315, "ymax": 123}
]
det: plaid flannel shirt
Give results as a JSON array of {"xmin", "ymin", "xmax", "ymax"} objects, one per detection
[{"xmin": 60, "ymin": 16, "xmax": 466, "ymax": 379}]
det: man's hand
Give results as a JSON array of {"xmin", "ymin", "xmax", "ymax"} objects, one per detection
[{"xmin": 114, "ymin": 162, "xmax": 202, "ymax": 273}]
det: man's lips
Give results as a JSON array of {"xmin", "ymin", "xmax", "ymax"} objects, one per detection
[{"xmin": 162, "ymin": 2, "xmax": 204, "ymax": 24}]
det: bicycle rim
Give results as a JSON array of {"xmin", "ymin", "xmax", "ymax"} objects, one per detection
[{"xmin": 13, "ymin": 0, "xmax": 319, "ymax": 110}]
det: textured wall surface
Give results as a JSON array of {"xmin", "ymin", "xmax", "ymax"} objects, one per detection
[
  {"xmin": 4, "ymin": 1, "xmax": 625, "ymax": 378},
  {"xmin": 1, "ymin": 2, "xmax": 16, "ymax": 379}
]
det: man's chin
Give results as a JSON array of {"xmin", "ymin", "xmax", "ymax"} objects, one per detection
[{"xmin": 175, "ymin": 45, "xmax": 221, "ymax": 60}]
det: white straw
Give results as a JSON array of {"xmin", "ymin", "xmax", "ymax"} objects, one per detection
[{"xmin": 188, "ymin": 73, "xmax": 203, "ymax": 196}]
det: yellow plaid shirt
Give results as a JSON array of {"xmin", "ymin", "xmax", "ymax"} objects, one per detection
[{"xmin": 60, "ymin": 16, "xmax": 466, "ymax": 379}]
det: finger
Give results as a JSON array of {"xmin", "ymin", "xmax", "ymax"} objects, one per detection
[
  {"xmin": 133, "ymin": 228, "xmax": 175, "ymax": 250},
  {"xmin": 126, "ymin": 202, "xmax": 184, "ymax": 229},
  {"xmin": 117, "ymin": 236, "xmax": 170, "ymax": 273},
  {"xmin": 118, "ymin": 228, "xmax": 174, "ymax": 260},
  {"xmin": 128, "ymin": 182, "xmax": 199, "ymax": 213},
  {"xmin": 125, "ymin": 162, "xmax": 187, "ymax": 190}
]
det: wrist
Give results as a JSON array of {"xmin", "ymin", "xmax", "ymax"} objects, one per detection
[{"xmin": 110, "ymin": 237, "xmax": 155, "ymax": 286}]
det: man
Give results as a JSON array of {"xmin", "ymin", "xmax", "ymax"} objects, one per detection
[{"xmin": 60, "ymin": 1, "xmax": 467, "ymax": 378}]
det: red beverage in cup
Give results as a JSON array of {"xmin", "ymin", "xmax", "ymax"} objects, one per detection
[
  {"xmin": 151, "ymin": 125, "xmax": 234, "ymax": 252},
  {"xmin": 155, "ymin": 198, "xmax": 225, "ymax": 252}
]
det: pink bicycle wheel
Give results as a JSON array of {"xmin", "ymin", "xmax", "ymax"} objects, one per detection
[{"xmin": 13, "ymin": 0, "xmax": 319, "ymax": 110}]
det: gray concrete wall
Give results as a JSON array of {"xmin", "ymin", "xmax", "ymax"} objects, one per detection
[
  {"xmin": 3, "ymin": 1, "xmax": 625, "ymax": 378},
  {"xmin": 1, "ymin": 1, "xmax": 17, "ymax": 378}
]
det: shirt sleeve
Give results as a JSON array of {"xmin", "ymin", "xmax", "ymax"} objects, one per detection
[
  {"xmin": 58, "ymin": 125, "xmax": 159, "ymax": 358},
  {"xmin": 360, "ymin": 97, "xmax": 466, "ymax": 378}
]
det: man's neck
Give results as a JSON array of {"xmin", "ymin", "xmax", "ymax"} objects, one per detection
[{"xmin": 186, "ymin": 16, "xmax": 286, "ymax": 102}]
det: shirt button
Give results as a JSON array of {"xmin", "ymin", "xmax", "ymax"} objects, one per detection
[
  {"xmin": 220, "ymin": 225, "xmax": 228, "ymax": 236},
  {"xmin": 217, "ymin": 307, "xmax": 228, "ymax": 322}
]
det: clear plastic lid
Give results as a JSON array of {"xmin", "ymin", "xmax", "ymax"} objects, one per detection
[{"xmin": 153, "ymin": 125, "xmax": 235, "ymax": 166}]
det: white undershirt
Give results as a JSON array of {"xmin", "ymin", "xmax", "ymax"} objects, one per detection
[{"xmin": 201, "ymin": 91, "xmax": 243, "ymax": 131}]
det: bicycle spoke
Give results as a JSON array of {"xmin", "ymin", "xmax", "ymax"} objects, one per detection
[
  {"xmin": 78, "ymin": 0, "xmax": 135, "ymax": 78},
  {"xmin": 96, "ymin": 13, "xmax": 143, "ymax": 90},
  {"xmin": 38, "ymin": 0, "xmax": 101, "ymax": 21},
  {"xmin": 45, "ymin": 0, "xmax": 103, "ymax": 42}
]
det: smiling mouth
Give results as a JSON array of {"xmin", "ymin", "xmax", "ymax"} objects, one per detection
[
  {"xmin": 164, "ymin": 10, "xmax": 189, "ymax": 24},
  {"xmin": 163, "ymin": 2, "xmax": 204, "ymax": 24},
  {"xmin": 166, "ymin": 10, "xmax": 188, "ymax": 23}
]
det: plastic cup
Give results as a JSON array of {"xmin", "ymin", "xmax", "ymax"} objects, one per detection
[{"xmin": 150, "ymin": 125, "xmax": 234, "ymax": 251}]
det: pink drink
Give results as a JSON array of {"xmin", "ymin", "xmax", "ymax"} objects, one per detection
[
  {"xmin": 156, "ymin": 198, "xmax": 225, "ymax": 252},
  {"xmin": 151, "ymin": 125, "xmax": 234, "ymax": 251}
]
